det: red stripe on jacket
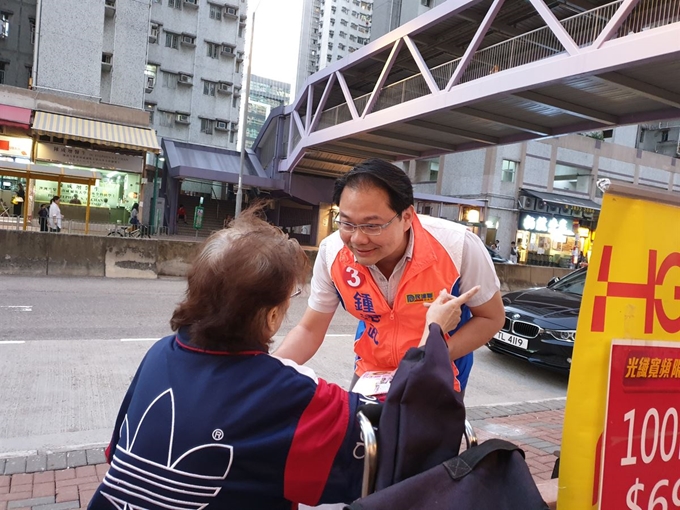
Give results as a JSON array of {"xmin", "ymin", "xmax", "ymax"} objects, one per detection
[{"xmin": 284, "ymin": 380, "xmax": 350, "ymax": 505}]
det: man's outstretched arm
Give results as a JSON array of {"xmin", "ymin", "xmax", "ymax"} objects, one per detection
[{"xmin": 273, "ymin": 307, "xmax": 336, "ymax": 365}]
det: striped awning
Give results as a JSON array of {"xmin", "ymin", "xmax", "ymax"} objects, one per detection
[{"xmin": 32, "ymin": 112, "xmax": 161, "ymax": 154}]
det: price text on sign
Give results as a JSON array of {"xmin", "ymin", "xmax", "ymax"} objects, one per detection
[{"xmin": 600, "ymin": 341, "xmax": 680, "ymax": 509}]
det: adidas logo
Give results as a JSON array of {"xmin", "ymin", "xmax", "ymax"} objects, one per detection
[{"xmin": 101, "ymin": 389, "xmax": 233, "ymax": 509}]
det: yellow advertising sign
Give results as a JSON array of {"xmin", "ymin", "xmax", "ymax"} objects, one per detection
[{"xmin": 558, "ymin": 184, "xmax": 680, "ymax": 509}]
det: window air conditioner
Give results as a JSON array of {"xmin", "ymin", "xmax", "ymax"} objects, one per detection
[
  {"xmin": 178, "ymin": 74, "xmax": 191, "ymax": 83},
  {"xmin": 146, "ymin": 77, "xmax": 155, "ymax": 89},
  {"xmin": 518, "ymin": 196, "xmax": 535, "ymax": 210},
  {"xmin": 546, "ymin": 204, "xmax": 560, "ymax": 215},
  {"xmin": 218, "ymin": 83, "xmax": 231, "ymax": 93},
  {"xmin": 225, "ymin": 7, "xmax": 237, "ymax": 15},
  {"xmin": 0, "ymin": 20, "xmax": 9, "ymax": 38},
  {"xmin": 221, "ymin": 45, "xmax": 234, "ymax": 54},
  {"xmin": 535, "ymin": 200, "xmax": 548, "ymax": 212},
  {"xmin": 150, "ymin": 27, "xmax": 159, "ymax": 40},
  {"xmin": 181, "ymin": 35, "xmax": 194, "ymax": 44},
  {"xmin": 216, "ymin": 121, "xmax": 228, "ymax": 130},
  {"xmin": 176, "ymin": 114, "xmax": 190, "ymax": 123}
]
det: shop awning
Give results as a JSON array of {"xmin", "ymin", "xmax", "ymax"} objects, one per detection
[
  {"xmin": 0, "ymin": 160, "xmax": 102, "ymax": 181},
  {"xmin": 0, "ymin": 105, "xmax": 32, "ymax": 129},
  {"xmin": 163, "ymin": 139, "xmax": 284, "ymax": 190},
  {"xmin": 522, "ymin": 189, "xmax": 601, "ymax": 211},
  {"xmin": 32, "ymin": 112, "xmax": 161, "ymax": 154},
  {"xmin": 414, "ymin": 192, "xmax": 485, "ymax": 208}
]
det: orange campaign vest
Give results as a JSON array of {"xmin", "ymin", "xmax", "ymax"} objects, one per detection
[{"xmin": 329, "ymin": 215, "xmax": 469, "ymax": 389}]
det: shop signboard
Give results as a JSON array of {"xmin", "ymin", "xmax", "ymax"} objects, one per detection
[
  {"xmin": 0, "ymin": 135, "xmax": 32, "ymax": 159},
  {"xmin": 599, "ymin": 340, "xmax": 680, "ymax": 510},
  {"xmin": 558, "ymin": 185, "xmax": 680, "ymax": 509},
  {"xmin": 193, "ymin": 206, "xmax": 204, "ymax": 230},
  {"xmin": 36, "ymin": 142, "xmax": 144, "ymax": 173}
]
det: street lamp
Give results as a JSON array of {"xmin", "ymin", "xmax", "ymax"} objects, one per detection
[{"xmin": 235, "ymin": 10, "xmax": 257, "ymax": 218}]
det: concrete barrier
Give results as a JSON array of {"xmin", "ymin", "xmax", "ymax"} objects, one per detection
[
  {"xmin": 47, "ymin": 234, "xmax": 106, "ymax": 277},
  {"xmin": 0, "ymin": 230, "xmax": 48, "ymax": 276},
  {"xmin": 157, "ymin": 239, "xmax": 198, "ymax": 277},
  {"xmin": 0, "ymin": 230, "xmax": 579, "ymax": 290},
  {"xmin": 104, "ymin": 237, "xmax": 158, "ymax": 279}
]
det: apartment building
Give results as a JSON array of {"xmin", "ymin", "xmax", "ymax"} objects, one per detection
[
  {"xmin": 295, "ymin": 0, "xmax": 373, "ymax": 93},
  {"xmin": 245, "ymin": 74, "xmax": 290, "ymax": 148},
  {"xmin": 0, "ymin": 0, "xmax": 36, "ymax": 89},
  {"xmin": 144, "ymin": 0, "xmax": 247, "ymax": 149},
  {"xmin": 371, "ymin": 0, "xmax": 447, "ymax": 39}
]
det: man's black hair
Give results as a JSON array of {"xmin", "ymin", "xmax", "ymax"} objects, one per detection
[{"xmin": 332, "ymin": 159, "xmax": 414, "ymax": 214}]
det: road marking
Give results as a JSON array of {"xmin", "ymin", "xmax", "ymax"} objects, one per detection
[
  {"xmin": 0, "ymin": 306, "xmax": 32, "ymax": 312},
  {"xmin": 120, "ymin": 338, "xmax": 158, "ymax": 342},
  {"xmin": 0, "ymin": 341, "xmax": 25, "ymax": 345}
]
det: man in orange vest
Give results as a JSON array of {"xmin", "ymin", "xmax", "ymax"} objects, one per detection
[{"xmin": 275, "ymin": 159, "xmax": 504, "ymax": 392}]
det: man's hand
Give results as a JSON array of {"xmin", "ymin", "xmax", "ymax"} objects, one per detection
[{"xmin": 418, "ymin": 286, "xmax": 481, "ymax": 346}]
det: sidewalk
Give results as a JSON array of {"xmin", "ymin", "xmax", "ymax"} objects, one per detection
[{"xmin": 0, "ymin": 400, "xmax": 565, "ymax": 509}]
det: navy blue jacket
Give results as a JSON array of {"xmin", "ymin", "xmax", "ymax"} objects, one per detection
[{"xmin": 88, "ymin": 332, "xmax": 369, "ymax": 509}]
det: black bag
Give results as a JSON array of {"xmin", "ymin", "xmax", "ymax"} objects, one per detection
[
  {"xmin": 345, "ymin": 439, "xmax": 548, "ymax": 510},
  {"xmin": 374, "ymin": 324, "xmax": 465, "ymax": 490},
  {"xmin": 347, "ymin": 324, "xmax": 547, "ymax": 510}
]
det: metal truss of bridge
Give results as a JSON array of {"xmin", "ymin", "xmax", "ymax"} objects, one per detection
[{"xmin": 253, "ymin": 0, "xmax": 680, "ymax": 183}]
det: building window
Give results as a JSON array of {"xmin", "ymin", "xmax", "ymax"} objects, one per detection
[
  {"xmin": 327, "ymin": 42, "xmax": 333, "ymax": 50},
  {"xmin": 203, "ymin": 80, "xmax": 216, "ymax": 96},
  {"xmin": 209, "ymin": 4, "xmax": 222, "ymax": 20},
  {"xmin": 327, "ymin": 54, "xmax": 332, "ymax": 62},
  {"xmin": 159, "ymin": 111, "xmax": 174, "ymax": 127},
  {"xmin": 201, "ymin": 119, "xmax": 214, "ymax": 135},
  {"xmin": 339, "ymin": 31, "xmax": 346, "ymax": 38},
  {"xmin": 29, "ymin": 18, "xmax": 36, "ymax": 44},
  {"xmin": 553, "ymin": 163, "xmax": 590, "ymax": 193},
  {"xmin": 168, "ymin": 0, "xmax": 182, "ymax": 9},
  {"xmin": 661, "ymin": 129, "xmax": 670, "ymax": 142},
  {"xmin": 349, "ymin": 34, "xmax": 356, "ymax": 42},
  {"xmin": 429, "ymin": 159, "xmax": 439, "ymax": 182},
  {"xmin": 0, "ymin": 62, "xmax": 5, "ymax": 85},
  {"xmin": 340, "ymin": 18, "xmax": 347, "ymax": 26},
  {"xmin": 501, "ymin": 159, "xmax": 518, "ymax": 183},
  {"xmin": 341, "ymin": 6, "xmax": 349, "ymax": 13},
  {"xmin": 165, "ymin": 32, "xmax": 179, "ymax": 49},
  {"xmin": 145, "ymin": 103, "xmax": 156, "ymax": 124},
  {"xmin": 338, "ymin": 43, "xmax": 345, "ymax": 50},
  {"xmin": 207, "ymin": 42, "xmax": 220, "ymax": 58},
  {"xmin": 162, "ymin": 71, "xmax": 178, "ymax": 89}
]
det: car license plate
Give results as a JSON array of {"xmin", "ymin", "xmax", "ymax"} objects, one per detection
[{"xmin": 495, "ymin": 331, "xmax": 529, "ymax": 350}]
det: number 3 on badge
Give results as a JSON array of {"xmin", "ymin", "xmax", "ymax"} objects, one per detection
[{"xmin": 345, "ymin": 267, "xmax": 361, "ymax": 287}]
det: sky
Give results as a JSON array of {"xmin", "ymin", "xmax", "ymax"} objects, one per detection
[{"xmin": 246, "ymin": 0, "xmax": 304, "ymax": 98}]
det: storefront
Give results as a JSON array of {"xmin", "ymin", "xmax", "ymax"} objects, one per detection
[
  {"xmin": 515, "ymin": 189, "xmax": 600, "ymax": 267},
  {"xmin": 24, "ymin": 111, "xmax": 160, "ymax": 232}
]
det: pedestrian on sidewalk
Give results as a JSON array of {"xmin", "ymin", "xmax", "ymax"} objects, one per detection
[
  {"xmin": 38, "ymin": 203, "xmax": 49, "ymax": 232},
  {"xmin": 178, "ymin": 204, "xmax": 188, "ymax": 224},
  {"xmin": 88, "ymin": 205, "xmax": 477, "ymax": 509},
  {"xmin": 274, "ymin": 159, "xmax": 504, "ymax": 394},
  {"xmin": 49, "ymin": 196, "xmax": 62, "ymax": 233}
]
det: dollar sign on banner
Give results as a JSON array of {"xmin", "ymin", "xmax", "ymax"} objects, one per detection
[{"xmin": 626, "ymin": 478, "xmax": 644, "ymax": 510}]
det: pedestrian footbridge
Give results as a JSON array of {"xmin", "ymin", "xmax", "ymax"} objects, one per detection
[{"xmin": 253, "ymin": 0, "xmax": 680, "ymax": 192}]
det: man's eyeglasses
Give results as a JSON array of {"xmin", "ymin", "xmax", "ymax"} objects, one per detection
[
  {"xmin": 334, "ymin": 213, "xmax": 399, "ymax": 236},
  {"xmin": 291, "ymin": 287, "xmax": 302, "ymax": 298}
]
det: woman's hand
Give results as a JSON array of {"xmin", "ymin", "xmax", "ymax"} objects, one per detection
[{"xmin": 418, "ymin": 286, "xmax": 481, "ymax": 346}]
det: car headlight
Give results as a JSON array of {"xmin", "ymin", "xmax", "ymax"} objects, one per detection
[{"xmin": 545, "ymin": 329, "xmax": 576, "ymax": 342}]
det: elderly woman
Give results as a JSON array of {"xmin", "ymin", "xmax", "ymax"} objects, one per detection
[{"xmin": 88, "ymin": 208, "xmax": 469, "ymax": 510}]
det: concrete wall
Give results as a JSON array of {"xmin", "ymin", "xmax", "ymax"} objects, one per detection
[
  {"xmin": 0, "ymin": 230, "xmax": 192, "ymax": 278},
  {"xmin": 35, "ymin": 0, "xmax": 106, "ymax": 99},
  {"xmin": 0, "ymin": 231, "xmax": 572, "ymax": 290}
]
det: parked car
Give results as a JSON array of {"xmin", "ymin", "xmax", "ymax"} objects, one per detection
[
  {"xmin": 486, "ymin": 245, "xmax": 512, "ymax": 264},
  {"xmin": 486, "ymin": 267, "xmax": 587, "ymax": 371}
]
